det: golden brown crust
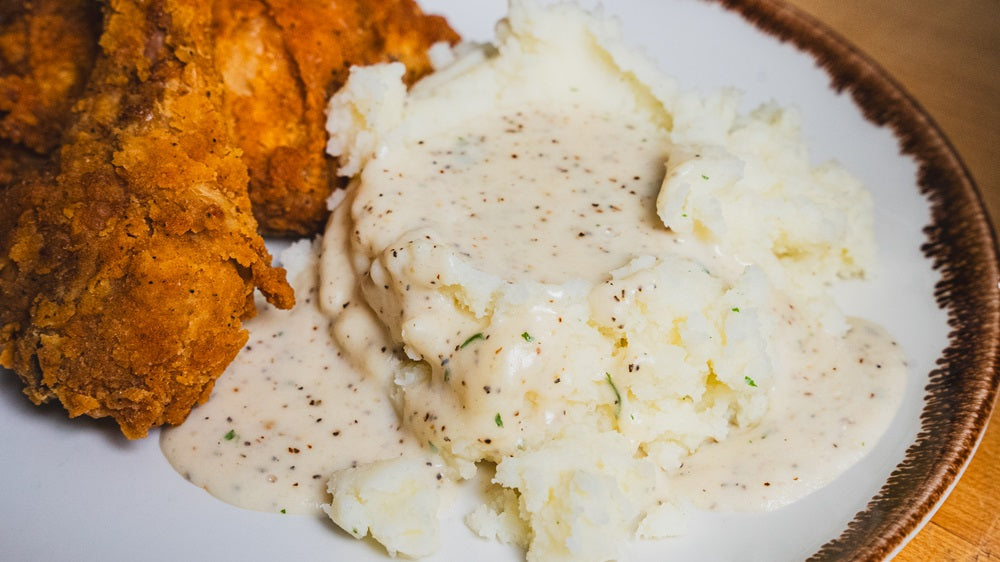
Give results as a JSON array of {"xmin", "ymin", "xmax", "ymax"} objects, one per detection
[
  {"xmin": 0, "ymin": 0, "xmax": 293, "ymax": 439},
  {"xmin": 0, "ymin": 0, "xmax": 457, "ymax": 439},
  {"xmin": 215, "ymin": 0, "xmax": 459, "ymax": 236},
  {"xmin": 0, "ymin": 0, "xmax": 459, "ymax": 237},
  {"xmin": 0, "ymin": 0, "xmax": 102, "ymax": 154}
]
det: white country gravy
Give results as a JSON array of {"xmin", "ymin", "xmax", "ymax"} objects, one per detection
[
  {"xmin": 348, "ymin": 105, "xmax": 675, "ymax": 285},
  {"xmin": 161, "ymin": 2, "xmax": 906, "ymax": 550},
  {"xmin": 160, "ymin": 243, "xmax": 904, "ymax": 515},
  {"xmin": 665, "ymin": 316, "xmax": 905, "ymax": 511},
  {"xmin": 160, "ymin": 103, "xmax": 905, "ymax": 513},
  {"xmin": 160, "ymin": 242, "xmax": 422, "ymax": 515}
]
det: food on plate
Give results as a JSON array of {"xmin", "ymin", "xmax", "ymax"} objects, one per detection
[
  {"xmin": 325, "ymin": 456, "xmax": 445, "ymax": 558},
  {"xmin": 313, "ymin": 1, "xmax": 904, "ymax": 558},
  {"xmin": 0, "ymin": 0, "xmax": 458, "ymax": 438},
  {"xmin": 160, "ymin": 238, "xmax": 428, "ymax": 514},
  {"xmin": 0, "ymin": 0, "xmax": 294, "ymax": 439},
  {"xmin": 159, "ymin": 1, "xmax": 905, "ymax": 560},
  {"xmin": 214, "ymin": 0, "xmax": 459, "ymax": 236},
  {"xmin": 0, "ymin": 0, "xmax": 458, "ymax": 237}
]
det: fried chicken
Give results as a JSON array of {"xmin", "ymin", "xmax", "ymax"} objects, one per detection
[
  {"xmin": 214, "ymin": 0, "xmax": 459, "ymax": 235},
  {"xmin": 0, "ymin": 0, "xmax": 102, "ymax": 155},
  {"xmin": 0, "ymin": 0, "xmax": 294, "ymax": 438},
  {"xmin": 0, "ymin": 0, "xmax": 458, "ymax": 438},
  {"xmin": 1, "ymin": 0, "xmax": 458, "ymax": 236},
  {"xmin": 0, "ymin": 0, "xmax": 102, "ymax": 188}
]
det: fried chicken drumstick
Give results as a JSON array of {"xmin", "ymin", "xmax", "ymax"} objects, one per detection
[
  {"xmin": 1, "ymin": 0, "xmax": 294, "ymax": 439},
  {"xmin": 0, "ymin": 0, "xmax": 458, "ymax": 438}
]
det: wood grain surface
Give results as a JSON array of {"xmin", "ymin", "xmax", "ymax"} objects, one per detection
[{"xmin": 780, "ymin": 1, "xmax": 1000, "ymax": 560}]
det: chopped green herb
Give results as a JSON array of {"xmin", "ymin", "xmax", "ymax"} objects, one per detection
[
  {"xmin": 495, "ymin": 413, "xmax": 504, "ymax": 428},
  {"xmin": 521, "ymin": 331, "xmax": 534, "ymax": 342},
  {"xmin": 280, "ymin": 508, "xmax": 287, "ymax": 514},
  {"xmin": 731, "ymin": 306, "xmax": 740, "ymax": 312},
  {"xmin": 701, "ymin": 174, "xmax": 709, "ymax": 180},
  {"xmin": 460, "ymin": 332, "xmax": 485, "ymax": 349},
  {"xmin": 223, "ymin": 429, "xmax": 236, "ymax": 441},
  {"xmin": 745, "ymin": 375, "xmax": 758, "ymax": 387},
  {"xmin": 605, "ymin": 373, "xmax": 622, "ymax": 417}
]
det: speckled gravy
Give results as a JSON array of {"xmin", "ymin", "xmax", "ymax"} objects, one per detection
[
  {"xmin": 159, "ymin": 243, "xmax": 422, "ymax": 515},
  {"xmin": 349, "ymin": 105, "xmax": 686, "ymax": 285},
  {"xmin": 665, "ymin": 314, "xmax": 906, "ymax": 511},
  {"xmin": 160, "ymin": 104, "xmax": 905, "ymax": 517}
]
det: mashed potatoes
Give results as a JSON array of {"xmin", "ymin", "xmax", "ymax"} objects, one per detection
[
  {"xmin": 324, "ymin": 457, "xmax": 444, "ymax": 558},
  {"xmin": 317, "ymin": 1, "xmax": 878, "ymax": 559}
]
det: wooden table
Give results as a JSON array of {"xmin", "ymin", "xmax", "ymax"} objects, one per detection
[{"xmin": 781, "ymin": 1, "xmax": 1000, "ymax": 559}]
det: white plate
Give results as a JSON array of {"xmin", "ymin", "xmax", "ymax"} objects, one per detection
[{"xmin": 4, "ymin": 1, "xmax": 994, "ymax": 560}]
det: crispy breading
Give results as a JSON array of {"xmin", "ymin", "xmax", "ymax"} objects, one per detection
[
  {"xmin": 0, "ymin": 0, "xmax": 458, "ymax": 438},
  {"xmin": 0, "ymin": 0, "xmax": 102, "ymax": 154},
  {"xmin": 214, "ymin": 0, "xmax": 459, "ymax": 235},
  {"xmin": 0, "ymin": 0, "xmax": 458, "ymax": 236},
  {"xmin": 0, "ymin": 0, "xmax": 294, "ymax": 439}
]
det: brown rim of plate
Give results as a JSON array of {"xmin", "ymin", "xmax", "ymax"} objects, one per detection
[{"xmin": 707, "ymin": 0, "xmax": 1000, "ymax": 559}]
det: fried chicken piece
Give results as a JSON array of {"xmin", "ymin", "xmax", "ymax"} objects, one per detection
[
  {"xmin": 0, "ymin": 0, "xmax": 100, "ymax": 194},
  {"xmin": 0, "ymin": 0, "xmax": 102, "ymax": 154},
  {"xmin": 0, "ymin": 0, "xmax": 458, "ymax": 237},
  {"xmin": 1, "ymin": 0, "xmax": 456, "ymax": 437},
  {"xmin": 0, "ymin": 0, "xmax": 294, "ymax": 439},
  {"xmin": 214, "ymin": 0, "xmax": 459, "ymax": 235}
]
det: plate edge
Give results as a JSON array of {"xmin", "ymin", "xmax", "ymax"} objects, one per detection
[{"xmin": 704, "ymin": 0, "xmax": 1000, "ymax": 559}]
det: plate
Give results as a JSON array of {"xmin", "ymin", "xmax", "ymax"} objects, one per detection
[{"xmin": 2, "ymin": 1, "xmax": 996, "ymax": 560}]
